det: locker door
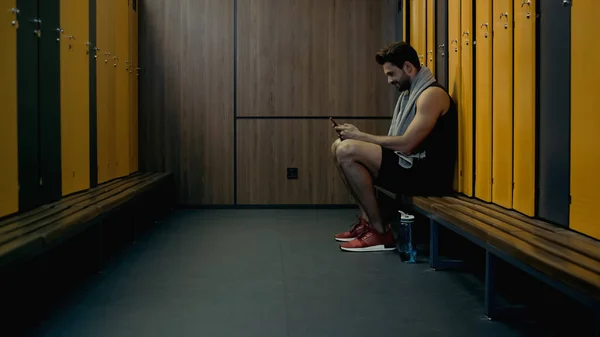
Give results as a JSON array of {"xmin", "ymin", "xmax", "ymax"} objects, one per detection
[
  {"xmin": 426, "ymin": 0, "xmax": 435, "ymax": 73},
  {"xmin": 130, "ymin": 0, "xmax": 139, "ymax": 172},
  {"xmin": 571, "ymin": 0, "xmax": 600, "ymax": 239},
  {"xmin": 474, "ymin": 0, "xmax": 492, "ymax": 202},
  {"xmin": 96, "ymin": 0, "xmax": 109, "ymax": 183},
  {"xmin": 115, "ymin": 0, "xmax": 130, "ymax": 177},
  {"xmin": 460, "ymin": 0, "xmax": 473, "ymax": 196},
  {"xmin": 435, "ymin": 0, "xmax": 448, "ymax": 88},
  {"xmin": 538, "ymin": 0, "xmax": 570, "ymax": 227},
  {"xmin": 448, "ymin": 0, "xmax": 461, "ymax": 191},
  {"xmin": 38, "ymin": 0, "xmax": 62, "ymax": 203},
  {"xmin": 60, "ymin": 0, "xmax": 90, "ymax": 196},
  {"xmin": 106, "ymin": 0, "xmax": 116, "ymax": 180},
  {"xmin": 17, "ymin": 0, "xmax": 41, "ymax": 211},
  {"xmin": 492, "ymin": 0, "xmax": 513, "ymax": 208},
  {"xmin": 0, "ymin": 0, "xmax": 19, "ymax": 217},
  {"xmin": 410, "ymin": 0, "xmax": 426, "ymax": 65},
  {"xmin": 89, "ymin": 0, "xmax": 97, "ymax": 187},
  {"xmin": 513, "ymin": 0, "xmax": 536, "ymax": 216}
]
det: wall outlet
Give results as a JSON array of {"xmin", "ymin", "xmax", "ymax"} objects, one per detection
[{"xmin": 287, "ymin": 168, "xmax": 298, "ymax": 179}]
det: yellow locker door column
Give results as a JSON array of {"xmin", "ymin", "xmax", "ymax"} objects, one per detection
[
  {"xmin": 460, "ymin": 0, "xmax": 473, "ymax": 196},
  {"xmin": 96, "ymin": 0, "xmax": 109, "ymax": 184},
  {"xmin": 571, "ymin": 0, "xmax": 600, "ymax": 239},
  {"xmin": 107, "ymin": 0, "xmax": 117, "ymax": 180},
  {"xmin": 60, "ymin": 0, "xmax": 91, "ymax": 196},
  {"xmin": 448, "ymin": 0, "xmax": 461, "ymax": 192},
  {"xmin": 0, "ymin": 0, "xmax": 19, "ymax": 217},
  {"xmin": 410, "ymin": 0, "xmax": 426, "ymax": 65},
  {"xmin": 513, "ymin": 0, "xmax": 536, "ymax": 216},
  {"xmin": 426, "ymin": 0, "xmax": 435, "ymax": 73},
  {"xmin": 474, "ymin": 0, "xmax": 493, "ymax": 202},
  {"xmin": 115, "ymin": 0, "xmax": 130, "ymax": 177},
  {"xmin": 492, "ymin": 0, "xmax": 513, "ymax": 208}
]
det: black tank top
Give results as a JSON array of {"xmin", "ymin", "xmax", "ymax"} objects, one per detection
[{"xmin": 412, "ymin": 82, "xmax": 458, "ymax": 193}]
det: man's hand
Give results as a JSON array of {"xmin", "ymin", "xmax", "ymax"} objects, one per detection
[{"xmin": 334, "ymin": 124, "xmax": 363, "ymax": 141}]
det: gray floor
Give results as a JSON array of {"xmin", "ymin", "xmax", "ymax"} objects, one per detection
[{"xmin": 28, "ymin": 209, "xmax": 536, "ymax": 337}]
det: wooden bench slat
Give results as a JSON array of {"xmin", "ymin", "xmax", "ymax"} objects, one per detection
[
  {"xmin": 0, "ymin": 173, "xmax": 142, "ymax": 227},
  {"xmin": 448, "ymin": 196, "xmax": 600, "ymax": 263},
  {"xmin": 436, "ymin": 201, "xmax": 600, "ymax": 275},
  {"xmin": 432, "ymin": 204, "xmax": 600, "ymax": 300},
  {"xmin": 40, "ymin": 173, "xmax": 171, "ymax": 244},
  {"xmin": 0, "ymin": 172, "xmax": 151, "ymax": 234},
  {"xmin": 0, "ymin": 173, "xmax": 159, "ymax": 246}
]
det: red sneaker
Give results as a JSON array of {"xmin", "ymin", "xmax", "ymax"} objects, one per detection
[
  {"xmin": 339, "ymin": 225, "xmax": 396, "ymax": 252},
  {"xmin": 334, "ymin": 216, "xmax": 369, "ymax": 242}
]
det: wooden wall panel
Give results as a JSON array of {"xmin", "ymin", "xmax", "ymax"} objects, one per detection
[
  {"xmin": 139, "ymin": 0, "xmax": 234, "ymax": 205},
  {"xmin": 0, "ymin": 0, "xmax": 19, "ymax": 217},
  {"xmin": 60, "ymin": 0, "xmax": 91, "ymax": 196},
  {"xmin": 236, "ymin": 0, "xmax": 397, "ymax": 117},
  {"xmin": 512, "ymin": 0, "xmax": 536, "ymax": 216},
  {"xmin": 237, "ymin": 119, "xmax": 391, "ymax": 204},
  {"xmin": 474, "ymin": 0, "xmax": 493, "ymax": 202},
  {"xmin": 492, "ymin": 0, "xmax": 513, "ymax": 208},
  {"xmin": 459, "ymin": 0, "xmax": 473, "ymax": 196},
  {"xmin": 571, "ymin": 0, "xmax": 600, "ymax": 239}
]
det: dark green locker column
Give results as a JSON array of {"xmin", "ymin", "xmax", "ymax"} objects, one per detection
[
  {"xmin": 435, "ymin": 0, "xmax": 448, "ymax": 89},
  {"xmin": 537, "ymin": 1, "xmax": 570, "ymax": 227},
  {"xmin": 17, "ymin": 0, "xmax": 41, "ymax": 211},
  {"xmin": 39, "ymin": 0, "xmax": 62, "ymax": 204}
]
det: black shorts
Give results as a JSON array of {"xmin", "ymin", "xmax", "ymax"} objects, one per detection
[{"xmin": 373, "ymin": 146, "xmax": 452, "ymax": 197}]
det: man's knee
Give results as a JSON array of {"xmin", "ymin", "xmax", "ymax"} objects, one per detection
[
  {"xmin": 335, "ymin": 140, "xmax": 362, "ymax": 163},
  {"xmin": 331, "ymin": 138, "xmax": 342, "ymax": 157}
]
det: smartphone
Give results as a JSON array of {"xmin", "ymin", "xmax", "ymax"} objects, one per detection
[{"xmin": 329, "ymin": 117, "xmax": 339, "ymax": 127}]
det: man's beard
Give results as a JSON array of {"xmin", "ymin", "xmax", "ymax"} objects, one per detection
[{"xmin": 394, "ymin": 79, "xmax": 411, "ymax": 92}]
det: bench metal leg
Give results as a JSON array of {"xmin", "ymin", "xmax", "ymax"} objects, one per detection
[
  {"xmin": 485, "ymin": 249, "xmax": 497, "ymax": 319},
  {"xmin": 429, "ymin": 218, "xmax": 465, "ymax": 270}
]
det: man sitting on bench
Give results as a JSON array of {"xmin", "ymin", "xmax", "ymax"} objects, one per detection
[{"xmin": 331, "ymin": 41, "xmax": 457, "ymax": 252}]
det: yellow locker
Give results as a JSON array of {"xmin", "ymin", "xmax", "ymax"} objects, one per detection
[
  {"xmin": 448, "ymin": 0, "xmax": 461, "ymax": 192},
  {"xmin": 96, "ymin": 0, "xmax": 109, "ymax": 184},
  {"xmin": 513, "ymin": 0, "xmax": 536, "ymax": 216},
  {"xmin": 115, "ymin": 0, "xmax": 130, "ymax": 177},
  {"xmin": 0, "ymin": 1, "xmax": 19, "ymax": 217},
  {"xmin": 571, "ymin": 0, "xmax": 600, "ymax": 239},
  {"xmin": 426, "ymin": 0, "xmax": 435, "ymax": 73},
  {"xmin": 410, "ymin": 0, "xmax": 426, "ymax": 65},
  {"xmin": 107, "ymin": 0, "xmax": 117, "ymax": 180},
  {"xmin": 460, "ymin": 0, "xmax": 473, "ymax": 196},
  {"xmin": 492, "ymin": 0, "xmax": 513, "ymax": 208},
  {"xmin": 60, "ymin": 0, "xmax": 90, "ymax": 196},
  {"xmin": 130, "ymin": 2, "xmax": 139, "ymax": 173},
  {"xmin": 474, "ymin": 0, "xmax": 493, "ymax": 202}
]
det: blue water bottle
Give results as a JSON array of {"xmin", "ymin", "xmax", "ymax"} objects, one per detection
[{"xmin": 397, "ymin": 210, "xmax": 416, "ymax": 263}]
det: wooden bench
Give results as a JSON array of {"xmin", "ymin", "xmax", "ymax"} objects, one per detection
[
  {"xmin": 408, "ymin": 195, "xmax": 600, "ymax": 324},
  {"xmin": 0, "ymin": 172, "xmax": 174, "ymax": 272}
]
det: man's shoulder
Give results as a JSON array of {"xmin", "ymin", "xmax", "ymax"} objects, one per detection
[{"xmin": 416, "ymin": 85, "xmax": 450, "ymax": 114}]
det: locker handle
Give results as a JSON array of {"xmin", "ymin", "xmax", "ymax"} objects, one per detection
[
  {"xmin": 11, "ymin": 8, "xmax": 20, "ymax": 14},
  {"xmin": 480, "ymin": 23, "xmax": 488, "ymax": 29},
  {"xmin": 438, "ymin": 44, "xmax": 445, "ymax": 49},
  {"xmin": 520, "ymin": 0, "xmax": 530, "ymax": 7},
  {"xmin": 562, "ymin": 0, "xmax": 571, "ymax": 6},
  {"xmin": 450, "ymin": 40, "xmax": 458, "ymax": 45},
  {"xmin": 462, "ymin": 31, "xmax": 469, "ymax": 36},
  {"xmin": 499, "ymin": 12, "xmax": 509, "ymax": 20}
]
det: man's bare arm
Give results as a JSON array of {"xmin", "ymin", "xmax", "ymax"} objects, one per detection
[{"xmin": 356, "ymin": 87, "xmax": 449, "ymax": 154}]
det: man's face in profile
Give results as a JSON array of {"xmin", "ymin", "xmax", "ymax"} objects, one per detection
[{"xmin": 383, "ymin": 62, "xmax": 410, "ymax": 92}]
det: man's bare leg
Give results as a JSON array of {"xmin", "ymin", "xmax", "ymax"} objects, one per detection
[
  {"xmin": 331, "ymin": 139, "xmax": 369, "ymax": 221},
  {"xmin": 335, "ymin": 140, "xmax": 386, "ymax": 234}
]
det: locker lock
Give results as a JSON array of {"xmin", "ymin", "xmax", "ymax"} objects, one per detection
[
  {"xmin": 451, "ymin": 40, "xmax": 458, "ymax": 52},
  {"xmin": 500, "ymin": 12, "xmax": 509, "ymax": 29},
  {"xmin": 480, "ymin": 23, "xmax": 489, "ymax": 38},
  {"xmin": 11, "ymin": 8, "xmax": 19, "ymax": 28},
  {"xmin": 521, "ymin": 0, "xmax": 531, "ymax": 18}
]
